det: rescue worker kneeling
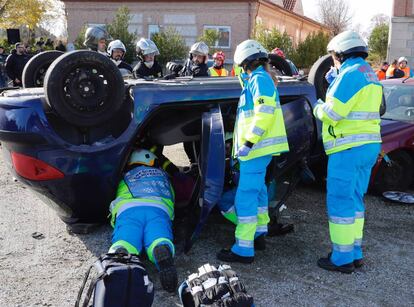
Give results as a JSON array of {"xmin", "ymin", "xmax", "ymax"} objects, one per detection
[
  {"xmin": 108, "ymin": 149, "xmax": 177, "ymax": 292},
  {"xmin": 217, "ymin": 40, "xmax": 289, "ymax": 264}
]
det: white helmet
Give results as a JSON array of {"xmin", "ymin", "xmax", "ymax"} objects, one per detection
[
  {"xmin": 107, "ymin": 39, "xmax": 126, "ymax": 57},
  {"xmin": 190, "ymin": 42, "xmax": 209, "ymax": 57},
  {"xmin": 327, "ymin": 30, "xmax": 368, "ymax": 58},
  {"xmin": 398, "ymin": 56, "xmax": 408, "ymax": 64},
  {"xmin": 234, "ymin": 39, "xmax": 268, "ymax": 66},
  {"xmin": 136, "ymin": 38, "xmax": 160, "ymax": 58},
  {"xmin": 128, "ymin": 149, "xmax": 157, "ymax": 167}
]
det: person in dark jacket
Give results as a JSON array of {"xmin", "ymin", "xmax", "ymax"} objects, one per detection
[
  {"xmin": 84, "ymin": 26, "xmax": 112, "ymax": 55},
  {"xmin": 107, "ymin": 39, "xmax": 132, "ymax": 73},
  {"xmin": 55, "ymin": 40, "xmax": 66, "ymax": 52},
  {"xmin": 133, "ymin": 38, "xmax": 163, "ymax": 79},
  {"xmin": 5, "ymin": 43, "xmax": 31, "ymax": 87},
  {"xmin": 166, "ymin": 42, "xmax": 210, "ymax": 78},
  {"xmin": 0, "ymin": 46, "xmax": 8, "ymax": 88}
]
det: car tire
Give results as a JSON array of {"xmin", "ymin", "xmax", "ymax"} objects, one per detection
[
  {"xmin": 22, "ymin": 51, "xmax": 64, "ymax": 88},
  {"xmin": 268, "ymin": 54, "xmax": 293, "ymax": 76},
  {"xmin": 44, "ymin": 50, "xmax": 125, "ymax": 128},
  {"xmin": 372, "ymin": 151, "xmax": 413, "ymax": 194},
  {"xmin": 308, "ymin": 54, "xmax": 333, "ymax": 100}
]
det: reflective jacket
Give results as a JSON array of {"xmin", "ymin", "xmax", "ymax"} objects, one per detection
[
  {"xmin": 375, "ymin": 69, "xmax": 386, "ymax": 81},
  {"xmin": 233, "ymin": 66, "xmax": 289, "ymax": 161},
  {"xmin": 109, "ymin": 166, "xmax": 174, "ymax": 226},
  {"xmin": 314, "ymin": 57, "xmax": 382, "ymax": 155},
  {"xmin": 400, "ymin": 66, "xmax": 412, "ymax": 78},
  {"xmin": 209, "ymin": 67, "xmax": 229, "ymax": 77}
]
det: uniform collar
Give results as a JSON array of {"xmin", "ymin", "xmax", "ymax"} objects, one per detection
[
  {"xmin": 340, "ymin": 57, "xmax": 364, "ymax": 72},
  {"xmin": 249, "ymin": 65, "xmax": 265, "ymax": 77}
]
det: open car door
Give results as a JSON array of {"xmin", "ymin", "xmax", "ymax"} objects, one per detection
[{"xmin": 184, "ymin": 106, "xmax": 225, "ymax": 252}]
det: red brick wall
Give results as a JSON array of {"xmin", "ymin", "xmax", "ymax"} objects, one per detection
[{"xmin": 393, "ymin": 0, "xmax": 413, "ymax": 17}]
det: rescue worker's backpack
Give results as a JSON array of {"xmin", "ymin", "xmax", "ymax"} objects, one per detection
[
  {"xmin": 178, "ymin": 263, "xmax": 254, "ymax": 307},
  {"xmin": 75, "ymin": 253, "xmax": 154, "ymax": 307}
]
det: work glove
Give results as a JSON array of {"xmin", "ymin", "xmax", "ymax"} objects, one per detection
[
  {"xmin": 237, "ymin": 145, "xmax": 251, "ymax": 157},
  {"xmin": 166, "ymin": 62, "xmax": 183, "ymax": 74},
  {"xmin": 325, "ymin": 66, "xmax": 338, "ymax": 84}
]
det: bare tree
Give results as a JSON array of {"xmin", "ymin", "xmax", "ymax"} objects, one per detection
[{"xmin": 318, "ymin": 0, "xmax": 353, "ymax": 36}]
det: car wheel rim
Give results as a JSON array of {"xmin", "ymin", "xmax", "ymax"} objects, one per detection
[{"xmin": 63, "ymin": 66, "xmax": 110, "ymax": 113}]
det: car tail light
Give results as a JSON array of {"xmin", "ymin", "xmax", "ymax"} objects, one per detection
[{"xmin": 11, "ymin": 152, "xmax": 64, "ymax": 181}]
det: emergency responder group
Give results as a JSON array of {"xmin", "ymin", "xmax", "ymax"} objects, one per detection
[
  {"xmin": 75, "ymin": 26, "xmax": 385, "ymax": 294},
  {"xmin": 1, "ymin": 24, "xmax": 384, "ymax": 300}
]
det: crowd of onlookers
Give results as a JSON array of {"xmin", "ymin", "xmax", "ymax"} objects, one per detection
[
  {"xmin": 375, "ymin": 56, "xmax": 413, "ymax": 81},
  {"xmin": 0, "ymin": 38, "xmax": 68, "ymax": 87}
]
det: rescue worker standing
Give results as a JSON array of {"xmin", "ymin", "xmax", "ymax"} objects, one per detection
[
  {"xmin": 84, "ymin": 26, "xmax": 112, "ymax": 55},
  {"xmin": 109, "ymin": 149, "xmax": 177, "ymax": 292},
  {"xmin": 217, "ymin": 40, "xmax": 289, "ymax": 264},
  {"xmin": 397, "ymin": 56, "xmax": 412, "ymax": 78},
  {"xmin": 107, "ymin": 39, "xmax": 133, "ymax": 73},
  {"xmin": 313, "ymin": 31, "xmax": 382, "ymax": 273},
  {"xmin": 133, "ymin": 38, "xmax": 163, "ymax": 79},
  {"xmin": 180, "ymin": 42, "xmax": 209, "ymax": 77},
  {"xmin": 209, "ymin": 51, "xmax": 229, "ymax": 77}
]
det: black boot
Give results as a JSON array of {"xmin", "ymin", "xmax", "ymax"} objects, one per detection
[
  {"xmin": 328, "ymin": 252, "xmax": 363, "ymax": 268},
  {"xmin": 217, "ymin": 249, "xmax": 254, "ymax": 264},
  {"xmin": 153, "ymin": 245, "xmax": 178, "ymax": 293},
  {"xmin": 354, "ymin": 258, "xmax": 364, "ymax": 268},
  {"xmin": 317, "ymin": 255, "xmax": 355, "ymax": 274},
  {"xmin": 254, "ymin": 235, "xmax": 266, "ymax": 251}
]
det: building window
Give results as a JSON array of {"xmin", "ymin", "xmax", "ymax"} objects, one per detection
[
  {"xmin": 86, "ymin": 23, "xmax": 106, "ymax": 29},
  {"xmin": 148, "ymin": 25, "xmax": 160, "ymax": 39},
  {"xmin": 203, "ymin": 26, "xmax": 231, "ymax": 48}
]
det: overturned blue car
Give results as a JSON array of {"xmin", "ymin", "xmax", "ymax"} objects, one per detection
[{"xmin": 0, "ymin": 50, "xmax": 322, "ymax": 250}]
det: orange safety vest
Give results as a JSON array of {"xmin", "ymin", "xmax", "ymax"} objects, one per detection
[
  {"xmin": 209, "ymin": 67, "xmax": 229, "ymax": 77},
  {"xmin": 375, "ymin": 69, "xmax": 386, "ymax": 81},
  {"xmin": 400, "ymin": 66, "xmax": 411, "ymax": 78}
]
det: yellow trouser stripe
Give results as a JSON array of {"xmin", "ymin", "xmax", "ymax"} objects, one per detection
[
  {"xmin": 329, "ymin": 222, "xmax": 355, "ymax": 245},
  {"xmin": 235, "ymin": 223, "xmax": 257, "ymax": 241},
  {"xmin": 109, "ymin": 240, "xmax": 139, "ymax": 255},
  {"xmin": 354, "ymin": 218, "xmax": 364, "ymax": 240}
]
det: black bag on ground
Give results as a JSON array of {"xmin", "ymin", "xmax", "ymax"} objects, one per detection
[
  {"xmin": 178, "ymin": 263, "xmax": 254, "ymax": 307},
  {"xmin": 75, "ymin": 253, "xmax": 154, "ymax": 307}
]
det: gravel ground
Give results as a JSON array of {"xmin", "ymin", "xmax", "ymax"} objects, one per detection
[{"xmin": 0, "ymin": 144, "xmax": 413, "ymax": 307}]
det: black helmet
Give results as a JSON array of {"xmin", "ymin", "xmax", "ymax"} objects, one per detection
[{"xmin": 84, "ymin": 26, "xmax": 112, "ymax": 51}]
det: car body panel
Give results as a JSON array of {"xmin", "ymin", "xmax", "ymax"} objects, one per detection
[
  {"xmin": 0, "ymin": 77, "xmax": 318, "ymax": 237},
  {"xmin": 369, "ymin": 79, "xmax": 414, "ymax": 185}
]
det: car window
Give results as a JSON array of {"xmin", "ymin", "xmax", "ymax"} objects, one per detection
[{"xmin": 382, "ymin": 84, "xmax": 414, "ymax": 121}]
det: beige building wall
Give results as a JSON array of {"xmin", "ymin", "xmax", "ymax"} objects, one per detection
[{"xmin": 256, "ymin": 1, "xmax": 329, "ymax": 46}]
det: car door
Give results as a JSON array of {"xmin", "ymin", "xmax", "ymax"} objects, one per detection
[{"xmin": 184, "ymin": 106, "xmax": 225, "ymax": 252}]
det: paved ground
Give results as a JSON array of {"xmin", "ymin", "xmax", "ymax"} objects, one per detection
[{"xmin": 0, "ymin": 144, "xmax": 413, "ymax": 306}]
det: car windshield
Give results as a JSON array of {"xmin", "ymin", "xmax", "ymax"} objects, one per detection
[{"xmin": 382, "ymin": 83, "xmax": 414, "ymax": 122}]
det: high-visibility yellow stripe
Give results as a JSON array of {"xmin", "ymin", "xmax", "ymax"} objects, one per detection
[
  {"xmin": 329, "ymin": 222, "xmax": 355, "ymax": 245},
  {"xmin": 235, "ymin": 223, "xmax": 257, "ymax": 241},
  {"xmin": 109, "ymin": 240, "xmax": 139, "ymax": 255},
  {"xmin": 354, "ymin": 218, "xmax": 364, "ymax": 240}
]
